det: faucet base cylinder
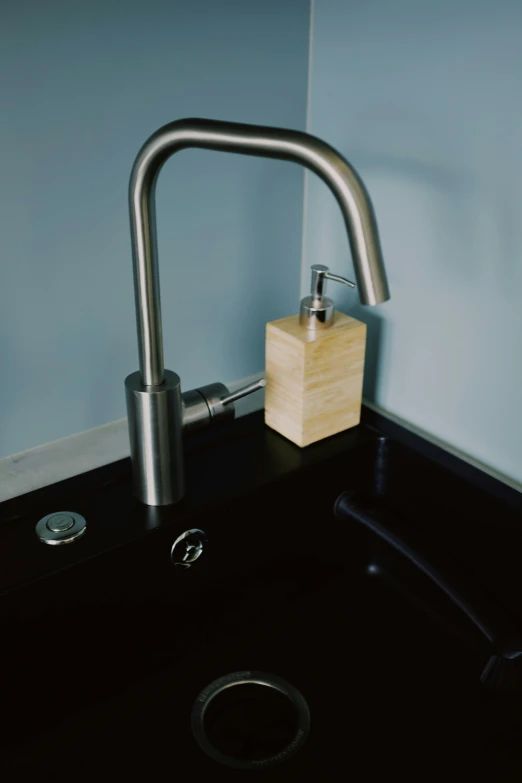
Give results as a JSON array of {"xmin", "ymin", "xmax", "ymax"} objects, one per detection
[{"xmin": 125, "ymin": 370, "xmax": 184, "ymax": 506}]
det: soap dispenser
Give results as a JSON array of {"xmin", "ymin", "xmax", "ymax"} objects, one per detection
[{"xmin": 265, "ymin": 264, "xmax": 367, "ymax": 447}]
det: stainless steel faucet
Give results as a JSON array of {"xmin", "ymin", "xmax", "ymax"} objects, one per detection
[{"xmin": 125, "ymin": 118, "xmax": 390, "ymax": 506}]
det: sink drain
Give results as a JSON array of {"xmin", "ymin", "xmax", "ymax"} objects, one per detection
[{"xmin": 191, "ymin": 671, "xmax": 310, "ymax": 769}]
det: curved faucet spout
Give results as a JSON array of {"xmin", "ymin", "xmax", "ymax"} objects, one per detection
[{"xmin": 129, "ymin": 118, "xmax": 390, "ymax": 387}]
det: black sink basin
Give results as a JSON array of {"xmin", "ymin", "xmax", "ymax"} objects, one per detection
[{"xmin": 1, "ymin": 410, "xmax": 522, "ymax": 780}]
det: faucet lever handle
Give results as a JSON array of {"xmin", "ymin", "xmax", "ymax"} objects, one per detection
[
  {"xmin": 182, "ymin": 378, "xmax": 266, "ymax": 435},
  {"xmin": 220, "ymin": 378, "xmax": 266, "ymax": 407}
]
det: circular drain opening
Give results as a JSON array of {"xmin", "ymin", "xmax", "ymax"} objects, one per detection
[{"xmin": 191, "ymin": 671, "xmax": 310, "ymax": 769}]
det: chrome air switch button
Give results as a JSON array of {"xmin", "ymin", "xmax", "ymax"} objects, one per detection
[
  {"xmin": 36, "ymin": 511, "xmax": 87, "ymax": 545},
  {"xmin": 46, "ymin": 513, "xmax": 75, "ymax": 532}
]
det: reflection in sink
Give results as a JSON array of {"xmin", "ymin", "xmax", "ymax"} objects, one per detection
[{"xmin": 2, "ymin": 429, "xmax": 522, "ymax": 779}]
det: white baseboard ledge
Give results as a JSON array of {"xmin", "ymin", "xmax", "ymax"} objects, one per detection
[
  {"xmin": 1, "ymin": 382, "xmax": 519, "ymax": 504},
  {"xmin": 0, "ymin": 373, "xmax": 266, "ymax": 504}
]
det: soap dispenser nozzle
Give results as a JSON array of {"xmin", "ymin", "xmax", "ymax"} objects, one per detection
[{"xmin": 300, "ymin": 264, "xmax": 356, "ymax": 330}]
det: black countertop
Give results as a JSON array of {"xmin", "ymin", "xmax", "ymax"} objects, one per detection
[
  {"xmin": 2, "ymin": 409, "xmax": 522, "ymax": 780},
  {"xmin": 1, "ymin": 407, "xmax": 521, "ymax": 597}
]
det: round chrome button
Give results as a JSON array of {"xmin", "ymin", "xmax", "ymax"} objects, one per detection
[
  {"xmin": 36, "ymin": 511, "xmax": 87, "ymax": 545},
  {"xmin": 46, "ymin": 513, "xmax": 75, "ymax": 533}
]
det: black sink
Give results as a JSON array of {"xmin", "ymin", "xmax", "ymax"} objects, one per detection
[{"xmin": 1, "ymin": 410, "xmax": 522, "ymax": 780}]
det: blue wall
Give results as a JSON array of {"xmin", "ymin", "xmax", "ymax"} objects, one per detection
[
  {"xmin": 0, "ymin": 0, "xmax": 310, "ymax": 457},
  {"xmin": 6, "ymin": 0, "xmax": 519, "ymax": 486},
  {"xmin": 305, "ymin": 0, "xmax": 522, "ymax": 483}
]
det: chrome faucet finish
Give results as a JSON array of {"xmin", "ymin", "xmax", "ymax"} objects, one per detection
[{"xmin": 126, "ymin": 118, "xmax": 390, "ymax": 506}]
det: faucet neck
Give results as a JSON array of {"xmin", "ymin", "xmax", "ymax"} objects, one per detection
[{"xmin": 129, "ymin": 118, "xmax": 389, "ymax": 387}]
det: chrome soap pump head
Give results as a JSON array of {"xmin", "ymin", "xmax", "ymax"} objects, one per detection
[{"xmin": 299, "ymin": 264, "xmax": 356, "ymax": 330}]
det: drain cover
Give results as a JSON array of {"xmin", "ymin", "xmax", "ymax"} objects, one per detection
[{"xmin": 191, "ymin": 671, "xmax": 310, "ymax": 769}]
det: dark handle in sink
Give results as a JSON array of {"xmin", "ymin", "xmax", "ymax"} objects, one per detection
[{"xmin": 334, "ymin": 491, "xmax": 522, "ymax": 683}]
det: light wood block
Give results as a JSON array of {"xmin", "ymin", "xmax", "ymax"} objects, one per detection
[{"xmin": 265, "ymin": 311, "xmax": 366, "ymax": 447}]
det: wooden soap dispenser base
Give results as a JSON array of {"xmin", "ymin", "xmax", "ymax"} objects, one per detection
[{"xmin": 265, "ymin": 264, "xmax": 367, "ymax": 447}]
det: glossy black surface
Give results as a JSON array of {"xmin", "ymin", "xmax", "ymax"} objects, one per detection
[{"xmin": 1, "ymin": 410, "xmax": 522, "ymax": 780}]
